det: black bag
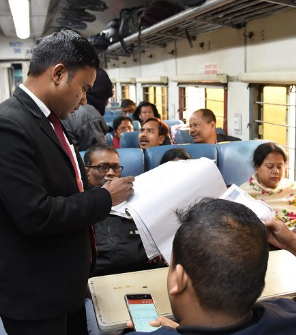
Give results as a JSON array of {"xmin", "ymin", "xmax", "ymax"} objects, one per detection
[
  {"xmin": 104, "ymin": 18, "xmax": 121, "ymax": 44},
  {"xmin": 180, "ymin": 0, "xmax": 207, "ymax": 7},
  {"xmin": 88, "ymin": 33, "xmax": 110, "ymax": 51},
  {"xmin": 139, "ymin": 1, "xmax": 184, "ymax": 27}
]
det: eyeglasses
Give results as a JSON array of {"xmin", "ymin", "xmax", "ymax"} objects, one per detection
[{"xmin": 85, "ymin": 164, "xmax": 124, "ymax": 173}]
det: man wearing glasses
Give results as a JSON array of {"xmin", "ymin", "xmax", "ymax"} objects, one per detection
[{"xmin": 84, "ymin": 143, "xmax": 164, "ymax": 276}]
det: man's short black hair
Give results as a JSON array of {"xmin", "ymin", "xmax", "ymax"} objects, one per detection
[
  {"xmin": 173, "ymin": 198, "xmax": 268, "ymax": 319},
  {"xmin": 121, "ymin": 99, "xmax": 136, "ymax": 109},
  {"xmin": 28, "ymin": 29, "xmax": 100, "ymax": 80},
  {"xmin": 84, "ymin": 143, "xmax": 118, "ymax": 166},
  {"xmin": 142, "ymin": 117, "xmax": 169, "ymax": 137},
  {"xmin": 113, "ymin": 116, "xmax": 133, "ymax": 131},
  {"xmin": 194, "ymin": 109, "xmax": 216, "ymax": 123}
]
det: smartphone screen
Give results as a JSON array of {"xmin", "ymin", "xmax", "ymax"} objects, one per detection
[{"xmin": 125, "ymin": 294, "xmax": 159, "ymax": 332}]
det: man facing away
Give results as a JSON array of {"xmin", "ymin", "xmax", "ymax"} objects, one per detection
[
  {"xmin": 138, "ymin": 117, "xmax": 170, "ymax": 149},
  {"xmin": 0, "ymin": 29, "xmax": 134, "ymax": 335},
  {"xmin": 130, "ymin": 198, "xmax": 296, "ymax": 335},
  {"xmin": 189, "ymin": 109, "xmax": 241, "ymax": 144}
]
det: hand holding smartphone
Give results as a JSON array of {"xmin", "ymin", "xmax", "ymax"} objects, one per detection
[{"xmin": 124, "ymin": 294, "xmax": 159, "ymax": 332}]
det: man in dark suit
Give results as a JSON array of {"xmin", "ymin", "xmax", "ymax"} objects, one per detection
[{"xmin": 0, "ymin": 29, "xmax": 134, "ymax": 335}]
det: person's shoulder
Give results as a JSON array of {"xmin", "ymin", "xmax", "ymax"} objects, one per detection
[
  {"xmin": 217, "ymin": 133, "xmax": 241, "ymax": 142},
  {"xmin": 129, "ymin": 327, "xmax": 179, "ymax": 335},
  {"xmin": 255, "ymin": 297, "xmax": 296, "ymax": 318}
]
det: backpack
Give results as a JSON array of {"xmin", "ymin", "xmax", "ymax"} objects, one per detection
[
  {"xmin": 88, "ymin": 33, "xmax": 110, "ymax": 51},
  {"xmin": 139, "ymin": 1, "xmax": 184, "ymax": 28}
]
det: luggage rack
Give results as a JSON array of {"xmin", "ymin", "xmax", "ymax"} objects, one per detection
[{"xmin": 102, "ymin": 0, "xmax": 295, "ymax": 59}]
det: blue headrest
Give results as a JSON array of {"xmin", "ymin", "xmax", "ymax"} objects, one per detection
[
  {"xmin": 216, "ymin": 140, "xmax": 267, "ymax": 186},
  {"xmin": 163, "ymin": 119, "xmax": 184, "ymax": 128},
  {"xmin": 174, "ymin": 128, "xmax": 193, "ymax": 144},
  {"xmin": 105, "ymin": 133, "xmax": 113, "ymax": 146},
  {"xmin": 117, "ymin": 148, "xmax": 144, "ymax": 177},
  {"xmin": 79, "ymin": 149, "xmax": 144, "ymax": 177},
  {"xmin": 144, "ymin": 144, "xmax": 218, "ymax": 170},
  {"xmin": 120, "ymin": 131, "xmax": 140, "ymax": 148},
  {"xmin": 216, "ymin": 127, "xmax": 225, "ymax": 135},
  {"xmin": 103, "ymin": 114, "xmax": 119, "ymax": 122},
  {"xmin": 132, "ymin": 120, "xmax": 141, "ymax": 131}
]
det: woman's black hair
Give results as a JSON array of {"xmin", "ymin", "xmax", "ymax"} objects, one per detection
[
  {"xmin": 132, "ymin": 101, "xmax": 160, "ymax": 122},
  {"xmin": 160, "ymin": 148, "xmax": 191, "ymax": 164},
  {"xmin": 253, "ymin": 142, "xmax": 288, "ymax": 168},
  {"xmin": 113, "ymin": 116, "xmax": 133, "ymax": 131}
]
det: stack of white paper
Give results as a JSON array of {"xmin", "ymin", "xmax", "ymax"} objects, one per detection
[
  {"xmin": 219, "ymin": 184, "xmax": 275, "ymax": 221},
  {"xmin": 112, "ymin": 158, "xmax": 227, "ymax": 264}
]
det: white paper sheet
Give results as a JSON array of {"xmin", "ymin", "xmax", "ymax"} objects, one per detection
[{"xmin": 112, "ymin": 158, "xmax": 227, "ymax": 264}]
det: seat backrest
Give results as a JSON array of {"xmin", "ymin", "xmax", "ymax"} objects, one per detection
[
  {"xmin": 216, "ymin": 127, "xmax": 225, "ymax": 135},
  {"xmin": 105, "ymin": 133, "xmax": 114, "ymax": 146},
  {"xmin": 120, "ymin": 131, "xmax": 140, "ymax": 148},
  {"xmin": 144, "ymin": 143, "xmax": 218, "ymax": 170},
  {"xmin": 216, "ymin": 140, "xmax": 267, "ymax": 186},
  {"xmin": 174, "ymin": 128, "xmax": 193, "ymax": 144},
  {"xmin": 117, "ymin": 148, "xmax": 144, "ymax": 176},
  {"xmin": 163, "ymin": 119, "xmax": 184, "ymax": 129},
  {"xmin": 103, "ymin": 114, "xmax": 119, "ymax": 123},
  {"xmin": 113, "ymin": 110, "xmax": 125, "ymax": 116},
  {"xmin": 132, "ymin": 120, "xmax": 141, "ymax": 131}
]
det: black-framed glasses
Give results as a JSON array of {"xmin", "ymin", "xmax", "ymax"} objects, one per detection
[{"xmin": 85, "ymin": 164, "xmax": 124, "ymax": 173}]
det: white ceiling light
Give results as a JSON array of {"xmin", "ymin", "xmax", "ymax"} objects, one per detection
[{"xmin": 8, "ymin": 0, "xmax": 30, "ymax": 39}]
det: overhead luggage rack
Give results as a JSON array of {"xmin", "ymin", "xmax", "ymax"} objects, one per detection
[{"xmin": 103, "ymin": 0, "xmax": 295, "ymax": 58}]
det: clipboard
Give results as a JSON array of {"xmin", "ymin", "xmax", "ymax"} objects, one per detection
[{"xmin": 89, "ymin": 250, "xmax": 296, "ymax": 330}]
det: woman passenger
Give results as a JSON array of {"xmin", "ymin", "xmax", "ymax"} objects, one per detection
[
  {"xmin": 160, "ymin": 148, "xmax": 191, "ymax": 164},
  {"xmin": 112, "ymin": 116, "xmax": 134, "ymax": 149},
  {"xmin": 240, "ymin": 142, "xmax": 296, "ymax": 227},
  {"xmin": 132, "ymin": 101, "xmax": 161, "ymax": 123}
]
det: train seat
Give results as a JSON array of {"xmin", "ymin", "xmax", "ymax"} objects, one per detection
[
  {"xmin": 132, "ymin": 120, "xmax": 141, "ymax": 131},
  {"xmin": 216, "ymin": 140, "xmax": 267, "ymax": 186},
  {"xmin": 117, "ymin": 148, "xmax": 144, "ymax": 176},
  {"xmin": 79, "ymin": 148, "xmax": 144, "ymax": 177},
  {"xmin": 216, "ymin": 127, "xmax": 225, "ymax": 134},
  {"xmin": 105, "ymin": 133, "xmax": 114, "ymax": 146},
  {"xmin": 174, "ymin": 128, "xmax": 193, "ymax": 144},
  {"xmin": 103, "ymin": 114, "xmax": 120, "ymax": 123},
  {"xmin": 144, "ymin": 143, "xmax": 218, "ymax": 170},
  {"xmin": 174, "ymin": 128, "xmax": 225, "ymax": 144},
  {"xmin": 120, "ymin": 131, "xmax": 140, "ymax": 148}
]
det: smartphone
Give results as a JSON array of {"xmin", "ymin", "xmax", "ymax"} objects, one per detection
[{"xmin": 124, "ymin": 294, "xmax": 159, "ymax": 332}]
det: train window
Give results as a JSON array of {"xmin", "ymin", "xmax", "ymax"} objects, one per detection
[
  {"xmin": 142, "ymin": 86, "xmax": 168, "ymax": 120},
  {"xmin": 178, "ymin": 85, "xmax": 227, "ymax": 130},
  {"xmin": 254, "ymin": 85, "xmax": 296, "ymax": 179},
  {"xmin": 121, "ymin": 84, "xmax": 136, "ymax": 102}
]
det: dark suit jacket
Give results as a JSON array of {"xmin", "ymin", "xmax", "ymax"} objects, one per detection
[{"xmin": 0, "ymin": 87, "xmax": 112, "ymax": 320}]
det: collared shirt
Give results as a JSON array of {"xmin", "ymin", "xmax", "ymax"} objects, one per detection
[{"xmin": 19, "ymin": 84, "xmax": 83, "ymax": 184}]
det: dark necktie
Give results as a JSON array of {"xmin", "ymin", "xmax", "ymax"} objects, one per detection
[{"xmin": 48, "ymin": 113, "xmax": 83, "ymax": 192}]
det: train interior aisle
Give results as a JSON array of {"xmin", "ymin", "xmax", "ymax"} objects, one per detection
[{"xmin": 1, "ymin": 0, "xmax": 296, "ymax": 334}]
